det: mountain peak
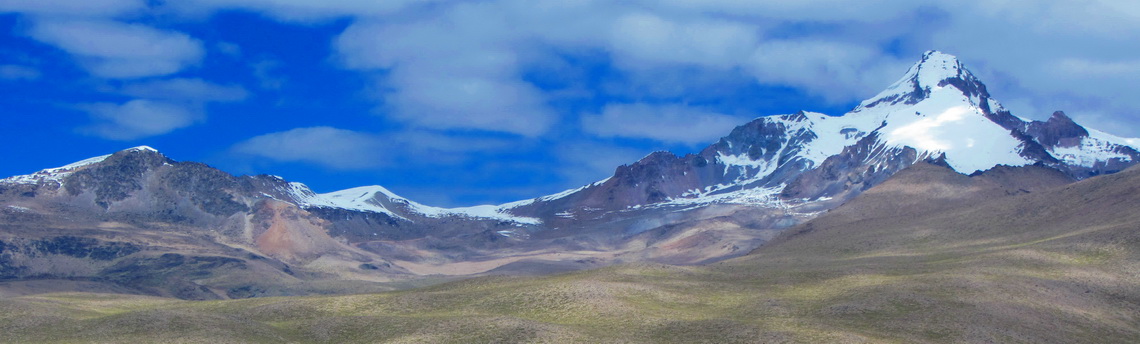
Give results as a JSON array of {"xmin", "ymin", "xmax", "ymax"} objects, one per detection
[
  {"xmin": 1048, "ymin": 110, "xmax": 1075, "ymax": 123},
  {"xmin": 913, "ymin": 50, "xmax": 969, "ymax": 86},
  {"xmin": 123, "ymin": 146, "xmax": 159, "ymax": 153},
  {"xmin": 855, "ymin": 50, "xmax": 989, "ymax": 112}
]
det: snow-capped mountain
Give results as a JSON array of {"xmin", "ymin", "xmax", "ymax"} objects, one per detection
[
  {"xmin": 1, "ymin": 51, "xmax": 1137, "ymax": 286},
  {"xmin": 279, "ymin": 181, "xmax": 540, "ymax": 224},
  {"xmin": 502, "ymin": 51, "xmax": 1140, "ymax": 224}
]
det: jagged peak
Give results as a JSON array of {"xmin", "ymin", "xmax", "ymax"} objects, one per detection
[
  {"xmin": 854, "ymin": 50, "xmax": 988, "ymax": 112},
  {"xmin": 113, "ymin": 146, "xmax": 168, "ymax": 159},
  {"xmin": 1047, "ymin": 111, "xmax": 1076, "ymax": 123},
  {"xmin": 123, "ymin": 145, "xmax": 159, "ymax": 153},
  {"xmin": 913, "ymin": 50, "xmax": 970, "ymax": 87}
]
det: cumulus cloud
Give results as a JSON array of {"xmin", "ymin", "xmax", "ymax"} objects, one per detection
[
  {"xmin": 746, "ymin": 40, "xmax": 910, "ymax": 103},
  {"xmin": 79, "ymin": 100, "xmax": 203, "ymax": 140},
  {"xmin": 75, "ymin": 79, "xmax": 246, "ymax": 140},
  {"xmin": 9, "ymin": 0, "xmax": 1140, "ymax": 151},
  {"xmin": 232, "ymin": 127, "xmax": 384, "ymax": 170},
  {"xmin": 582, "ymin": 103, "xmax": 746, "ymax": 145},
  {"xmin": 335, "ymin": 6, "xmax": 559, "ymax": 136},
  {"xmin": 330, "ymin": 0, "xmax": 1140, "ymax": 138},
  {"xmin": 27, "ymin": 19, "xmax": 204, "ymax": 79},
  {"xmin": 324, "ymin": 0, "xmax": 933, "ymax": 138}
]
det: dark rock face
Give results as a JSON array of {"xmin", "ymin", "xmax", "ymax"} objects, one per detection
[
  {"xmin": 1026, "ymin": 111, "xmax": 1090, "ymax": 148},
  {"xmin": 28, "ymin": 236, "xmax": 140, "ymax": 261},
  {"xmin": 512, "ymin": 113, "xmax": 831, "ymax": 221},
  {"xmin": 0, "ymin": 237, "xmax": 141, "ymax": 280},
  {"xmin": 1018, "ymin": 111, "xmax": 1140, "ymax": 178},
  {"xmin": 780, "ymin": 134, "xmax": 922, "ymax": 200},
  {"xmin": 64, "ymin": 149, "xmax": 172, "ymax": 208},
  {"xmin": 156, "ymin": 162, "xmax": 250, "ymax": 216}
]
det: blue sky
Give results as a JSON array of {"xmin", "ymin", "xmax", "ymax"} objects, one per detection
[{"xmin": 2, "ymin": 1, "xmax": 1139, "ymax": 206}]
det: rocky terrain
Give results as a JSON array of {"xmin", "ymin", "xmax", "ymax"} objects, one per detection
[
  {"xmin": 1, "ymin": 161, "xmax": 1136, "ymax": 342},
  {"xmin": 1, "ymin": 51, "xmax": 1138, "ymax": 299}
]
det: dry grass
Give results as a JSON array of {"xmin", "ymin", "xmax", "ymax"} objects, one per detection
[{"xmin": 1, "ymin": 164, "xmax": 1138, "ymax": 343}]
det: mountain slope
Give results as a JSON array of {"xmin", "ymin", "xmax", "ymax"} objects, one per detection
[
  {"xmin": 0, "ymin": 147, "xmax": 433, "ymax": 299},
  {"xmin": 2, "ymin": 162, "xmax": 1136, "ymax": 342}
]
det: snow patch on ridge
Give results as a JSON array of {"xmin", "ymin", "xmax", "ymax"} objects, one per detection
[
  {"xmin": 0, "ymin": 153, "xmax": 111, "ymax": 185},
  {"xmin": 1050, "ymin": 129, "xmax": 1137, "ymax": 167},
  {"xmin": 284, "ymin": 183, "xmax": 541, "ymax": 225},
  {"xmin": 665, "ymin": 184, "xmax": 785, "ymax": 208},
  {"xmin": 0, "ymin": 146, "xmax": 164, "ymax": 186}
]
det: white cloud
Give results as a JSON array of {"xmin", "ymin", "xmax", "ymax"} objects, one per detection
[
  {"xmin": 335, "ymin": 6, "xmax": 559, "ymax": 137},
  {"xmin": 326, "ymin": 0, "xmax": 921, "ymax": 138},
  {"xmin": 0, "ymin": 65, "xmax": 40, "ymax": 81},
  {"xmin": 649, "ymin": 0, "xmax": 922, "ymax": 22},
  {"xmin": 15, "ymin": 0, "xmax": 1140, "ymax": 141},
  {"xmin": 27, "ymin": 19, "xmax": 203, "ymax": 79},
  {"xmin": 746, "ymin": 40, "xmax": 909, "ymax": 103},
  {"xmin": 119, "ymin": 78, "xmax": 248, "ymax": 102},
  {"xmin": 1054, "ymin": 58, "xmax": 1140, "ymax": 77},
  {"xmin": 231, "ymin": 127, "xmax": 520, "ymax": 170},
  {"xmin": 381, "ymin": 74, "xmax": 557, "ymax": 136},
  {"xmin": 232, "ymin": 127, "xmax": 384, "ymax": 170},
  {"xmin": 0, "ymin": 0, "xmax": 146, "ymax": 17},
  {"xmin": 582, "ymin": 103, "xmax": 745, "ymax": 145},
  {"xmin": 79, "ymin": 100, "xmax": 202, "ymax": 140},
  {"xmin": 608, "ymin": 12, "xmax": 759, "ymax": 69}
]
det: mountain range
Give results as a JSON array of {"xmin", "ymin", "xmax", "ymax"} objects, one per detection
[
  {"xmin": 1, "ymin": 51, "xmax": 1138, "ymax": 299},
  {"xmin": 2, "ymin": 140, "xmax": 1137, "ymax": 342}
]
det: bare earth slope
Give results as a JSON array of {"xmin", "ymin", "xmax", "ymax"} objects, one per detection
[{"xmin": 1, "ymin": 162, "xmax": 1136, "ymax": 343}]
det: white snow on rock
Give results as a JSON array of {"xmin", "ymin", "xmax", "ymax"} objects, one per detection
[
  {"xmin": 614, "ymin": 51, "xmax": 1046, "ymax": 208},
  {"xmin": 664, "ymin": 184, "xmax": 785, "ymax": 208},
  {"xmin": 0, "ymin": 146, "xmax": 164, "ymax": 185},
  {"xmin": 283, "ymin": 183, "xmax": 542, "ymax": 225},
  {"xmin": 697, "ymin": 50, "xmax": 1033, "ymax": 188},
  {"xmin": 1, "ymin": 153, "xmax": 111, "ymax": 185},
  {"xmin": 1050, "ymin": 129, "xmax": 1137, "ymax": 167},
  {"xmin": 848, "ymin": 52, "xmax": 1034, "ymax": 173}
]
